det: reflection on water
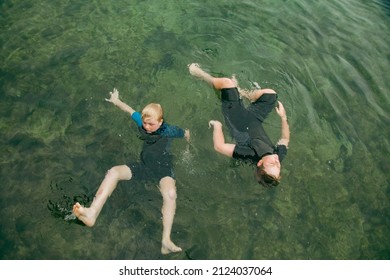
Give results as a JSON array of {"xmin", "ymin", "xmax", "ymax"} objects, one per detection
[{"xmin": 0, "ymin": 0, "xmax": 389, "ymax": 259}]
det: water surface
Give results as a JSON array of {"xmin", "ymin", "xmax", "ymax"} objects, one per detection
[{"xmin": 0, "ymin": 0, "xmax": 389, "ymax": 259}]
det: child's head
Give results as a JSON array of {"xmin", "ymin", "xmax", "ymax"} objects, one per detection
[
  {"xmin": 255, "ymin": 166, "xmax": 280, "ymax": 188},
  {"xmin": 255, "ymin": 154, "xmax": 281, "ymax": 188},
  {"xmin": 141, "ymin": 103, "xmax": 164, "ymax": 133}
]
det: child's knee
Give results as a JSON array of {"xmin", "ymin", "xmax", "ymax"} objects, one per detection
[
  {"xmin": 106, "ymin": 168, "xmax": 118, "ymax": 180},
  {"xmin": 213, "ymin": 77, "xmax": 236, "ymax": 90},
  {"xmin": 160, "ymin": 176, "xmax": 177, "ymax": 200},
  {"xmin": 106, "ymin": 165, "xmax": 132, "ymax": 181}
]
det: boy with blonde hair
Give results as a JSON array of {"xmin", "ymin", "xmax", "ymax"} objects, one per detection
[{"xmin": 73, "ymin": 88, "xmax": 190, "ymax": 254}]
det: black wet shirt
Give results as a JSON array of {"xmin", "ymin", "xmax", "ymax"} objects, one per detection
[
  {"xmin": 128, "ymin": 112, "xmax": 185, "ymax": 180},
  {"xmin": 233, "ymin": 142, "xmax": 287, "ymax": 164},
  {"xmin": 132, "ymin": 115, "xmax": 184, "ymax": 168}
]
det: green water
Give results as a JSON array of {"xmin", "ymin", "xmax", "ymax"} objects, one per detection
[{"xmin": 0, "ymin": 0, "xmax": 389, "ymax": 260}]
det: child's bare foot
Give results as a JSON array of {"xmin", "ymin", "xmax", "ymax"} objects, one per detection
[
  {"xmin": 161, "ymin": 240, "xmax": 182, "ymax": 255},
  {"xmin": 72, "ymin": 202, "xmax": 96, "ymax": 227},
  {"xmin": 188, "ymin": 63, "xmax": 214, "ymax": 86},
  {"xmin": 188, "ymin": 63, "xmax": 203, "ymax": 77}
]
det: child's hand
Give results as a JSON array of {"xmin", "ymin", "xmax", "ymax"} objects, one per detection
[
  {"xmin": 208, "ymin": 120, "xmax": 222, "ymax": 128},
  {"xmin": 105, "ymin": 88, "xmax": 120, "ymax": 105},
  {"xmin": 275, "ymin": 101, "xmax": 287, "ymax": 121}
]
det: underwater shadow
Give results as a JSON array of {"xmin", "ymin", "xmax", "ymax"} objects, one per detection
[{"xmin": 377, "ymin": 0, "xmax": 390, "ymax": 16}]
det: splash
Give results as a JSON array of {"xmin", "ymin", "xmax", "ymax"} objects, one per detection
[
  {"xmin": 64, "ymin": 213, "xmax": 76, "ymax": 221},
  {"xmin": 180, "ymin": 144, "xmax": 196, "ymax": 175},
  {"xmin": 47, "ymin": 199, "xmax": 78, "ymax": 221},
  {"xmin": 47, "ymin": 180, "xmax": 92, "ymax": 222}
]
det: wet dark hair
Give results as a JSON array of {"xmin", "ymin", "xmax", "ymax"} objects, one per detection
[{"xmin": 255, "ymin": 166, "xmax": 280, "ymax": 188}]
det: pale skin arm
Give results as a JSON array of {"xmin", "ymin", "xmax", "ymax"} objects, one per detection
[
  {"xmin": 106, "ymin": 88, "xmax": 190, "ymax": 142},
  {"xmin": 275, "ymin": 101, "xmax": 290, "ymax": 147},
  {"xmin": 208, "ymin": 120, "xmax": 235, "ymax": 157},
  {"xmin": 105, "ymin": 88, "xmax": 135, "ymax": 115}
]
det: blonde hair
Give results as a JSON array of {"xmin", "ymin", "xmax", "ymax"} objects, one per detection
[{"xmin": 141, "ymin": 103, "xmax": 163, "ymax": 122}]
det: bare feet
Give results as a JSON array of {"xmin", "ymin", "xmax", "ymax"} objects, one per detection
[
  {"xmin": 188, "ymin": 63, "xmax": 214, "ymax": 85},
  {"xmin": 161, "ymin": 239, "xmax": 182, "ymax": 255},
  {"xmin": 188, "ymin": 63, "xmax": 202, "ymax": 76},
  {"xmin": 72, "ymin": 202, "xmax": 97, "ymax": 227}
]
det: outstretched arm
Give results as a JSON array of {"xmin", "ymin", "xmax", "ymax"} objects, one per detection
[
  {"xmin": 208, "ymin": 120, "xmax": 235, "ymax": 157},
  {"xmin": 105, "ymin": 88, "xmax": 135, "ymax": 115},
  {"xmin": 275, "ymin": 101, "xmax": 290, "ymax": 147}
]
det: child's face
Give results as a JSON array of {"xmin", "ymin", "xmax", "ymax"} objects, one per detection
[
  {"xmin": 257, "ymin": 154, "xmax": 281, "ymax": 178},
  {"xmin": 142, "ymin": 117, "xmax": 162, "ymax": 133}
]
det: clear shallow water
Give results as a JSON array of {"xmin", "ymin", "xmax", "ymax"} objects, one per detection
[{"xmin": 0, "ymin": 0, "xmax": 389, "ymax": 260}]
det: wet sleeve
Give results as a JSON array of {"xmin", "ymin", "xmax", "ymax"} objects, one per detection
[
  {"xmin": 275, "ymin": 144, "xmax": 288, "ymax": 162},
  {"xmin": 233, "ymin": 145, "xmax": 258, "ymax": 162},
  {"xmin": 160, "ymin": 124, "xmax": 185, "ymax": 138},
  {"xmin": 131, "ymin": 111, "xmax": 142, "ymax": 127}
]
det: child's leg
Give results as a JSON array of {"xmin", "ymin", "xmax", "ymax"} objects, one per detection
[
  {"xmin": 188, "ymin": 63, "xmax": 236, "ymax": 90},
  {"xmin": 159, "ymin": 176, "xmax": 182, "ymax": 254},
  {"xmin": 73, "ymin": 165, "xmax": 132, "ymax": 227}
]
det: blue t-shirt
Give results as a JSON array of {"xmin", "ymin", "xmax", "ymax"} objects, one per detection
[{"xmin": 131, "ymin": 111, "xmax": 185, "ymax": 138}]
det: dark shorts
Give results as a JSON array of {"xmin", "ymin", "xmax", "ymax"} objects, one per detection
[
  {"xmin": 220, "ymin": 88, "xmax": 277, "ymax": 145},
  {"xmin": 247, "ymin": 93, "xmax": 277, "ymax": 122},
  {"xmin": 221, "ymin": 88, "xmax": 277, "ymax": 121},
  {"xmin": 220, "ymin": 88, "xmax": 249, "ymax": 145},
  {"xmin": 128, "ymin": 161, "xmax": 174, "ymax": 184}
]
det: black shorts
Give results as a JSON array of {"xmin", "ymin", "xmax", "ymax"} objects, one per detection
[
  {"xmin": 127, "ymin": 161, "xmax": 174, "ymax": 183},
  {"xmin": 247, "ymin": 93, "xmax": 277, "ymax": 122},
  {"xmin": 220, "ymin": 88, "xmax": 277, "ymax": 145},
  {"xmin": 221, "ymin": 87, "xmax": 277, "ymax": 122},
  {"xmin": 220, "ymin": 88, "xmax": 251, "ymax": 145}
]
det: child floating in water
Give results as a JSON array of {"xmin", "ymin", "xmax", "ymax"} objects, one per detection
[
  {"xmin": 188, "ymin": 63, "xmax": 290, "ymax": 187},
  {"xmin": 73, "ymin": 88, "xmax": 190, "ymax": 254}
]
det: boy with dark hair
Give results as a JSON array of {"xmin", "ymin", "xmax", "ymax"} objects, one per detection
[{"xmin": 189, "ymin": 63, "xmax": 289, "ymax": 187}]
